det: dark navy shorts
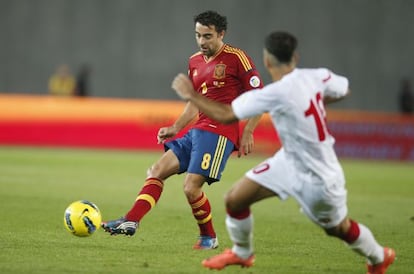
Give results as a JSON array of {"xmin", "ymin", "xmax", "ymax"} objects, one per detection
[{"xmin": 164, "ymin": 129, "xmax": 235, "ymax": 184}]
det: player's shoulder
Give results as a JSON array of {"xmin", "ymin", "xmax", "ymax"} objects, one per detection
[
  {"xmin": 222, "ymin": 44, "xmax": 250, "ymax": 58},
  {"xmin": 189, "ymin": 51, "xmax": 203, "ymax": 60},
  {"xmin": 297, "ymin": 67, "xmax": 332, "ymax": 82},
  {"xmin": 223, "ymin": 44, "xmax": 246, "ymax": 52},
  {"xmin": 298, "ymin": 67, "xmax": 330, "ymax": 75},
  {"xmin": 222, "ymin": 44, "xmax": 255, "ymax": 71}
]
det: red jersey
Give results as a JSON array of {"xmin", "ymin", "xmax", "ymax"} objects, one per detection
[{"xmin": 188, "ymin": 44, "xmax": 263, "ymax": 148}]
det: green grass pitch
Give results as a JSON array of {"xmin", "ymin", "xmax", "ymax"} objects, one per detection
[{"xmin": 0, "ymin": 146, "xmax": 413, "ymax": 274}]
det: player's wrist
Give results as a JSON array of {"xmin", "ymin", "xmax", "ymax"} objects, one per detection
[
  {"xmin": 170, "ymin": 124, "xmax": 181, "ymax": 134},
  {"xmin": 243, "ymin": 128, "xmax": 255, "ymax": 135}
]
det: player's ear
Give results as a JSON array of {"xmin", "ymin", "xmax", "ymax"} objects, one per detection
[
  {"xmin": 263, "ymin": 49, "xmax": 272, "ymax": 69},
  {"xmin": 292, "ymin": 51, "xmax": 299, "ymax": 65},
  {"xmin": 218, "ymin": 30, "xmax": 226, "ymax": 39}
]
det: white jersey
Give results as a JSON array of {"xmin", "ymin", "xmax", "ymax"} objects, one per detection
[{"xmin": 232, "ymin": 68, "xmax": 348, "ymax": 183}]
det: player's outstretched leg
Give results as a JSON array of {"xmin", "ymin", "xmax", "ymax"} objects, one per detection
[
  {"xmin": 101, "ymin": 217, "xmax": 138, "ymax": 236},
  {"xmin": 101, "ymin": 177, "xmax": 164, "ymax": 236}
]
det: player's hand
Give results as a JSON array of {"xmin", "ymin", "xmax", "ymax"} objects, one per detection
[
  {"xmin": 157, "ymin": 126, "xmax": 178, "ymax": 144},
  {"xmin": 172, "ymin": 73, "xmax": 195, "ymax": 100},
  {"xmin": 238, "ymin": 132, "xmax": 254, "ymax": 157}
]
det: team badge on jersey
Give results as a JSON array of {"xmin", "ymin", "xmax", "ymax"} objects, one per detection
[
  {"xmin": 249, "ymin": 75, "xmax": 261, "ymax": 88},
  {"xmin": 213, "ymin": 64, "xmax": 226, "ymax": 79}
]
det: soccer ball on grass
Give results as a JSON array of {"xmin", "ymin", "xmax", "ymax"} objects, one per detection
[{"xmin": 64, "ymin": 200, "xmax": 102, "ymax": 237}]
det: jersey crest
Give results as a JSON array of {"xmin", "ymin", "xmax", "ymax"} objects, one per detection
[{"xmin": 213, "ymin": 63, "xmax": 226, "ymax": 79}]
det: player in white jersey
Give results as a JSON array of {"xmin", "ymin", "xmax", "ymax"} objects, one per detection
[{"xmin": 172, "ymin": 31, "xmax": 395, "ymax": 274}]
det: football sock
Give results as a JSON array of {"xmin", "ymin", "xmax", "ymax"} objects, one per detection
[
  {"xmin": 190, "ymin": 192, "xmax": 216, "ymax": 238},
  {"xmin": 347, "ymin": 221, "xmax": 384, "ymax": 265},
  {"xmin": 343, "ymin": 219, "xmax": 360, "ymax": 243},
  {"xmin": 125, "ymin": 177, "xmax": 164, "ymax": 222},
  {"xmin": 226, "ymin": 208, "xmax": 253, "ymax": 259}
]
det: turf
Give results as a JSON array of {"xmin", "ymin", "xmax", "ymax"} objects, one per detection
[{"xmin": 0, "ymin": 146, "xmax": 413, "ymax": 274}]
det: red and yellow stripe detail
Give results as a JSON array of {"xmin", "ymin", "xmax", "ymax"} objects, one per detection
[
  {"xmin": 135, "ymin": 178, "xmax": 164, "ymax": 209},
  {"xmin": 223, "ymin": 45, "xmax": 253, "ymax": 72}
]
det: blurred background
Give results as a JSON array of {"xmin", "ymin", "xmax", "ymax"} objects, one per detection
[
  {"xmin": 1, "ymin": 0, "xmax": 413, "ymax": 112},
  {"xmin": 1, "ymin": 0, "xmax": 413, "ymax": 161}
]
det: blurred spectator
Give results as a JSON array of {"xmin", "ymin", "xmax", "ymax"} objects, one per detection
[
  {"xmin": 48, "ymin": 64, "xmax": 76, "ymax": 96},
  {"xmin": 74, "ymin": 64, "xmax": 91, "ymax": 97},
  {"xmin": 399, "ymin": 78, "xmax": 414, "ymax": 114}
]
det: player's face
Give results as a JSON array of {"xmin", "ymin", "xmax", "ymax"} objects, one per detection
[{"xmin": 195, "ymin": 22, "xmax": 224, "ymax": 58}]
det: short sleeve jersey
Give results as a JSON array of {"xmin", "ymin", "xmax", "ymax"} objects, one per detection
[
  {"xmin": 188, "ymin": 44, "xmax": 263, "ymax": 148},
  {"xmin": 232, "ymin": 68, "xmax": 349, "ymax": 181}
]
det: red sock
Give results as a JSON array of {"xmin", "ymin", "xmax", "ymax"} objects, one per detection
[
  {"xmin": 190, "ymin": 192, "xmax": 216, "ymax": 238},
  {"xmin": 226, "ymin": 207, "xmax": 250, "ymax": 220},
  {"xmin": 125, "ymin": 177, "xmax": 163, "ymax": 221},
  {"xmin": 343, "ymin": 219, "xmax": 360, "ymax": 243}
]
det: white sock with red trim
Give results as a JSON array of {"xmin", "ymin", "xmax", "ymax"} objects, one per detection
[
  {"xmin": 349, "ymin": 223, "xmax": 384, "ymax": 265},
  {"xmin": 225, "ymin": 214, "xmax": 254, "ymax": 259}
]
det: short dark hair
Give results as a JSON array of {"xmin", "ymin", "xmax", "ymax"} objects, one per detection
[
  {"xmin": 265, "ymin": 31, "xmax": 297, "ymax": 63},
  {"xmin": 194, "ymin": 11, "xmax": 227, "ymax": 33}
]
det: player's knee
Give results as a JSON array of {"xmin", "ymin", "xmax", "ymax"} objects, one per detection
[
  {"xmin": 224, "ymin": 191, "xmax": 240, "ymax": 212},
  {"xmin": 147, "ymin": 163, "xmax": 170, "ymax": 180},
  {"xmin": 324, "ymin": 219, "xmax": 349, "ymax": 239},
  {"xmin": 146, "ymin": 164, "xmax": 158, "ymax": 178},
  {"xmin": 183, "ymin": 183, "xmax": 201, "ymax": 201},
  {"xmin": 183, "ymin": 183, "xmax": 191, "ymax": 197}
]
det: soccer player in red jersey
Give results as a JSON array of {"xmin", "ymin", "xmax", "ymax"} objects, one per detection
[{"xmin": 102, "ymin": 10, "xmax": 263, "ymax": 249}]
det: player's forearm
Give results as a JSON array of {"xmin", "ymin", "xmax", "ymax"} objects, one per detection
[
  {"xmin": 171, "ymin": 73, "xmax": 238, "ymax": 124},
  {"xmin": 172, "ymin": 102, "xmax": 198, "ymax": 131},
  {"xmin": 243, "ymin": 114, "xmax": 262, "ymax": 134},
  {"xmin": 189, "ymin": 92, "xmax": 238, "ymax": 124}
]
